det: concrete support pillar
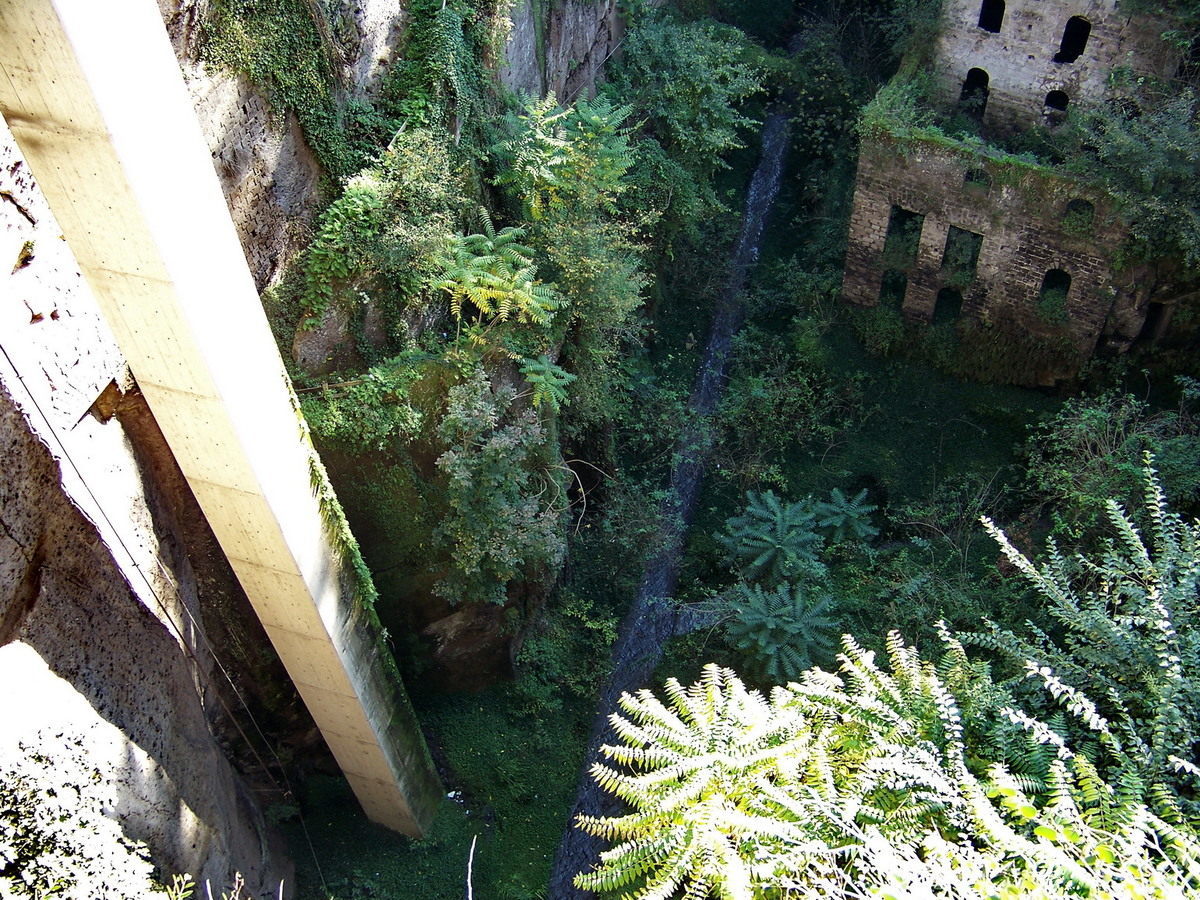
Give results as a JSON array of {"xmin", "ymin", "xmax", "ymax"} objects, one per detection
[
  {"xmin": 904, "ymin": 216, "xmax": 950, "ymax": 322},
  {"xmin": 0, "ymin": 0, "xmax": 441, "ymax": 836}
]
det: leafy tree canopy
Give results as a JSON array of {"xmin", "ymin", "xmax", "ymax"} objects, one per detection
[{"xmin": 608, "ymin": 10, "xmax": 765, "ymax": 182}]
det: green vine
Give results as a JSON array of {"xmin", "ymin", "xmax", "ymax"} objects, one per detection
[
  {"xmin": 306, "ymin": 448, "xmax": 378, "ymax": 611},
  {"xmin": 201, "ymin": 0, "xmax": 387, "ymax": 178}
]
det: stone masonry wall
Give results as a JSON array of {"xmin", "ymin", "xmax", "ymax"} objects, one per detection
[
  {"xmin": 929, "ymin": 0, "xmax": 1174, "ymax": 134},
  {"xmin": 842, "ymin": 134, "xmax": 1144, "ymax": 384}
]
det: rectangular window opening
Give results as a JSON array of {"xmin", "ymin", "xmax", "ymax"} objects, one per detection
[
  {"xmin": 940, "ymin": 226, "xmax": 983, "ymax": 288},
  {"xmin": 882, "ymin": 206, "xmax": 925, "ymax": 271}
]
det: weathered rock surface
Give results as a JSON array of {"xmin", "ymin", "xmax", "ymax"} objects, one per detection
[
  {"xmin": 501, "ymin": 0, "xmax": 625, "ymax": 100},
  {"xmin": 159, "ymin": 0, "xmax": 323, "ymax": 292},
  {"xmin": 1, "ymin": 119, "xmax": 292, "ymax": 894}
]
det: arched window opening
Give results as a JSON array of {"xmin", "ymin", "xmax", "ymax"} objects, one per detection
[
  {"xmin": 978, "ymin": 0, "xmax": 1005, "ymax": 32},
  {"xmin": 1044, "ymin": 90, "xmax": 1070, "ymax": 125},
  {"xmin": 959, "ymin": 68, "xmax": 990, "ymax": 120},
  {"xmin": 1063, "ymin": 198, "xmax": 1094, "ymax": 233},
  {"xmin": 1037, "ymin": 269, "xmax": 1072, "ymax": 323},
  {"xmin": 964, "ymin": 168, "xmax": 991, "ymax": 191},
  {"xmin": 1054, "ymin": 16, "xmax": 1091, "ymax": 63},
  {"xmin": 1045, "ymin": 90, "xmax": 1069, "ymax": 111}
]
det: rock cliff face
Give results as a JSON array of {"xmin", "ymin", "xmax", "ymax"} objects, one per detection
[
  {"xmin": 159, "ymin": 0, "xmax": 324, "ymax": 292},
  {"xmin": 501, "ymin": 0, "xmax": 624, "ymax": 101},
  {"xmin": 0, "ymin": 121, "xmax": 293, "ymax": 893},
  {"xmin": 2, "ymin": 1, "xmax": 628, "ymax": 888},
  {"xmin": 156, "ymin": 0, "xmax": 627, "ymax": 293}
]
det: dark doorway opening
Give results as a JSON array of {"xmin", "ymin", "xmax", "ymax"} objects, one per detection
[
  {"xmin": 880, "ymin": 269, "xmax": 908, "ymax": 308},
  {"xmin": 1054, "ymin": 17, "xmax": 1091, "ymax": 63},
  {"xmin": 959, "ymin": 68, "xmax": 990, "ymax": 120},
  {"xmin": 941, "ymin": 227, "xmax": 983, "ymax": 288},
  {"xmin": 978, "ymin": 0, "xmax": 1005, "ymax": 32},
  {"xmin": 934, "ymin": 288, "xmax": 964, "ymax": 324},
  {"xmin": 1044, "ymin": 90, "xmax": 1070, "ymax": 125},
  {"xmin": 1037, "ymin": 268, "xmax": 1072, "ymax": 323},
  {"xmin": 1138, "ymin": 302, "xmax": 1168, "ymax": 345}
]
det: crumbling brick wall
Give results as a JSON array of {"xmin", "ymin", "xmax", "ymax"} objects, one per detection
[
  {"xmin": 842, "ymin": 133, "xmax": 1144, "ymax": 384},
  {"xmin": 929, "ymin": 0, "xmax": 1174, "ymax": 134}
]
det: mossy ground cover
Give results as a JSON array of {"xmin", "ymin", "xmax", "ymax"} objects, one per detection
[
  {"xmin": 284, "ymin": 685, "xmax": 590, "ymax": 900},
  {"xmin": 793, "ymin": 324, "xmax": 1060, "ymax": 504}
]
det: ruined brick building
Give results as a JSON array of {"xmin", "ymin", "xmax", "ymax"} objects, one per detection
[{"xmin": 842, "ymin": 0, "xmax": 1182, "ymax": 385}]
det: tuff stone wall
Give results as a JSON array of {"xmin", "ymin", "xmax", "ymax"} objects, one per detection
[
  {"xmin": 0, "ymin": 121, "xmax": 291, "ymax": 894},
  {"xmin": 929, "ymin": 0, "xmax": 1174, "ymax": 134},
  {"xmin": 842, "ymin": 134, "xmax": 1145, "ymax": 384},
  {"xmin": 501, "ymin": 0, "xmax": 625, "ymax": 100}
]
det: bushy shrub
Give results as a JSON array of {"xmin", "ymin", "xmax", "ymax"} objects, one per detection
[
  {"xmin": 435, "ymin": 368, "xmax": 567, "ymax": 605},
  {"xmin": 609, "ymin": 10, "xmax": 764, "ymax": 183}
]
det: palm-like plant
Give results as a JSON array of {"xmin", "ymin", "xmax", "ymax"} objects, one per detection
[
  {"xmin": 432, "ymin": 216, "xmax": 563, "ymax": 327},
  {"xmin": 716, "ymin": 490, "xmax": 824, "ymax": 585},
  {"xmin": 813, "ymin": 487, "xmax": 879, "ymax": 544},
  {"xmin": 724, "ymin": 581, "xmax": 837, "ymax": 682}
]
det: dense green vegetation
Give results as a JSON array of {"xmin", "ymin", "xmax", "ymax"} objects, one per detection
[{"xmin": 188, "ymin": 0, "xmax": 1200, "ymax": 897}]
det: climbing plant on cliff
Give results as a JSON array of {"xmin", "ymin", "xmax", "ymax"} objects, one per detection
[
  {"xmin": 381, "ymin": 0, "xmax": 516, "ymax": 144},
  {"xmin": 492, "ymin": 94, "xmax": 650, "ymax": 433},
  {"xmin": 295, "ymin": 128, "xmax": 465, "ymax": 337},
  {"xmin": 202, "ymin": 0, "xmax": 385, "ymax": 177}
]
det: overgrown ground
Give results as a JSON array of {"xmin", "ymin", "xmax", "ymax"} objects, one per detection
[
  {"xmin": 248, "ymin": 0, "xmax": 1200, "ymax": 895},
  {"xmin": 281, "ymin": 161, "xmax": 1069, "ymax": 900}
]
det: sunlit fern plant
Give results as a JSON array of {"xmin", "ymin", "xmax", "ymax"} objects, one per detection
[
  {"xmin": 716, "ymin": 490, "xmax": 824, "ymax": 585},
  {"xmin": 574, "ymin": 635, "xmax": 1200, "ymax": 899},
  {"xmin": 432, "ymin": 215, "xmax": 563, "ymax": 329},
  {"xmin": 966, "ymin": 457, "xmax": 1200, "ymax": 817},
  {"xmin": 723, "ymin": 581, "xmax": 837, "ymax": 682}
]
